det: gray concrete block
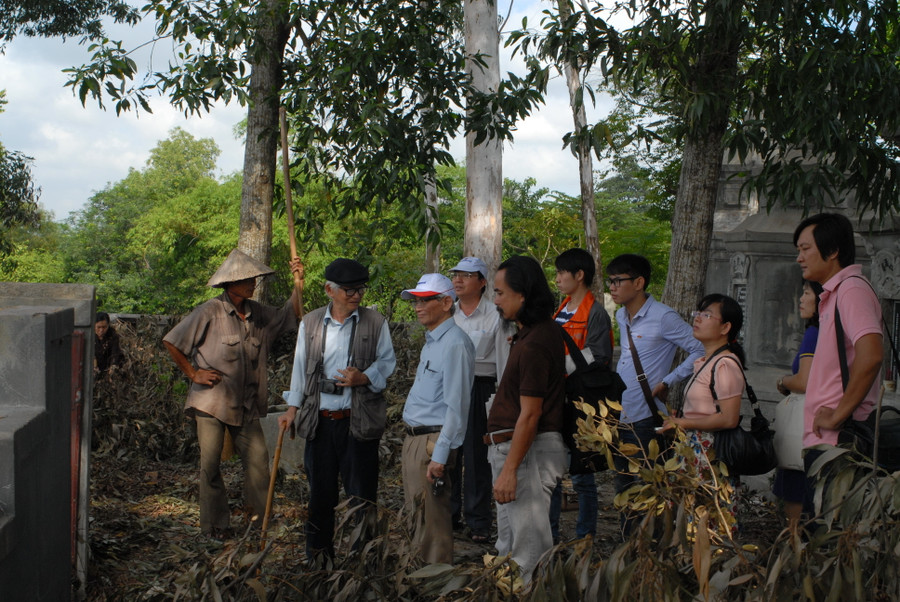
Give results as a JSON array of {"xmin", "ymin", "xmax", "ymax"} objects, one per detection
[{"xmin": 260, "ymin": 407, "xmax": 305, "ymax": 475}]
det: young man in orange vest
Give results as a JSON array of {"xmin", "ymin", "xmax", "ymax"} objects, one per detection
[{"xmin": 548, "ymin": 248, "xmax": 613, "ymax": 541}]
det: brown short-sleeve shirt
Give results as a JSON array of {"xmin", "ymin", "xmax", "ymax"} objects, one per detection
[
  {"xmin": 163, "ymin": 292, "xmax": 297, "ymax": 425},
  {"xmin": 487, "ymin": 319, "xmax": 566, "ymax": 433}
]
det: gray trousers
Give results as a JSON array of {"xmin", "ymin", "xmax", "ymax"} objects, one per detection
[
  {"xmin": 195, "ymin": 413, "xmax": 270, "ymax": 533},
  {"xmin": 488, "ymin": 432, "xmax": 568, "ymax": 583}
]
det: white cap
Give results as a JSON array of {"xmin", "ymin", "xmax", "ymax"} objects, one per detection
[
  {"xmin": 448, "ymin": 256, "xmax": 488, "ymax": 278},
  {"xmin": 401, "ymin": 273, "xmax": 457, "ymax": 300}
]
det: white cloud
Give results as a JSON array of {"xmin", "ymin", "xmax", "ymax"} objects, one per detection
[{"xmin": 1, "ymin": 2, "xmax": 613, "ymax": 219}]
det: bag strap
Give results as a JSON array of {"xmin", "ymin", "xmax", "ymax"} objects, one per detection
[
  {"xmin": 625, "ymin": 324, "xmax": 661, "ymax": 422},
  {"xmin": 558, "ymin": 324, "xmax": 590, "ymax": 373},
  {"xmin": 833, "ymin": 274, "xmax": 899, "ymax": 392},
  {"xmin": 706, "ymin": 354, "xmax": 765, "ymax": 422}
]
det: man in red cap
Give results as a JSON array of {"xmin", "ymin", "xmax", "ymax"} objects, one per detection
[
  {"xmin": 400, "ymin": 273, "xmax": 475, "ymax": 564},
  {"xmin": 164, "ymin": 249, "xmax": 303, "ymax": 541},
  {"xmin": 280, "ymin": 258, "xmax": 396, "ymax": 564}
]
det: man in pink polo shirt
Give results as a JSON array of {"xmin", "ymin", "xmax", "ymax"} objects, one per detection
[{"xmin": 794, "ymin": 213, "xmax": 883, "ymax": 509}]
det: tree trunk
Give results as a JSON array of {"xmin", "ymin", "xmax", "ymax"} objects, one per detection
[
  {"xmin": 661, "ymin": 127, "xmax": 726, "ymax": 318},
  {"xmin": 661, "ymin": 0, "xmax": 742, "ymax": 319},
  {"xmin": 424, "ymin": 173, "xmax": 440, "ymax": 273},
  {"xmin": 464, "ymin": 0, "xmax": 502, "ymax": 279},
  {"xmin": 238, "ymin": 0, "xmax": 289, "ymax": 302},
  {"xmin": 558, "ymin": 0, "xmax": 602, "ymax": 298}
]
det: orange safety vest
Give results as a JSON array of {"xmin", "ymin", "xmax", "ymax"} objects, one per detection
[{"xmin": 553, "ymin": 292, "xmax": 595, "ymax": 353}]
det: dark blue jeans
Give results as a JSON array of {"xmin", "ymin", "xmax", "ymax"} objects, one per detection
[
  {"xmin": 450, "ymin": 377, "xmax": 495, "ymax": 533},
  {"xmin": 304, "ymin": 416, "xmax": 380, "ymax": 557},
  {"xmin": 549, "ymin": 472, "xmax": 598, "ymax": 540},
  {"xmin": 613, "ymin": 417, "xmax": 660, "ymax": 537}
]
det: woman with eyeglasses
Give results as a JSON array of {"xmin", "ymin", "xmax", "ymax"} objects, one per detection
[{"xmin": 661, "ymin": 294, "xmax": 745, "ymax": 533}]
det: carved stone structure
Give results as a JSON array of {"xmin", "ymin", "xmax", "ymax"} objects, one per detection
[{"xmin": 705, "ymin": 158, "xmax": 900, "ymax": 403}]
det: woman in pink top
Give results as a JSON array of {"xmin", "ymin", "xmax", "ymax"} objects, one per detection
[{"xmin": 662, "ymin": 294, "xmax": 745, "ymax": 532}]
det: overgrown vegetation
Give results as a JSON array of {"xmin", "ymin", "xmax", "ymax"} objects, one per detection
[{"xmin": 83, "ymin": 318, "xmax": 845, "ymax": 601}]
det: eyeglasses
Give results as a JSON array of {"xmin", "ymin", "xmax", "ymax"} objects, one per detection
[
  {"xmin": 449, "ymin": 271, "xmax": 480, "ymax": 280},
  {"xmin": 690, "ymin": 310, "xmax": 722, "ymax": 321},
  {"xmin": 408, "ymin": 295, "xmax": 442, "ymax": 306},
  {"xmin": 606, "ymin": 276, "xmax": 637, "ymax": 288},
  {"xmin": 339, "ymin": 286, "xmax": 367, "ymax": 297}
]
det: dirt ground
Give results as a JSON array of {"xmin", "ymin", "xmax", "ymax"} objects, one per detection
[{"xmin": 85, "ymin": 444, "xmax": 782, "ymax": 599}]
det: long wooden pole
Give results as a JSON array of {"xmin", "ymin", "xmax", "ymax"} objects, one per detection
[
  {"xmin": 279, "ymin": 106, "xmax": 304, "ymax": 314},
  {"xmin": 260, "ymin": 422, "xmax": 286, "ymax": 551}
]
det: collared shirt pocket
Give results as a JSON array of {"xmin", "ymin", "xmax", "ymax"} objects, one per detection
[{"xmin": 221, "ymin": 334, "xmax": 241, "ymax": 362}]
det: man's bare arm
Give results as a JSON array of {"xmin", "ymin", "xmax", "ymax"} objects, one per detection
[
  {"xmin": 813, "ymin": 333, "xmax": 883, "ymax": 435},
  {"xmin": 492, "ymin": 395, "xmax": 542, "ymax": 504}
]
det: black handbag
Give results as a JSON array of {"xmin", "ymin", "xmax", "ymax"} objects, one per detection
[
  {"xmin": 559, "ymin": 327, "xmax": 628, "ymax": 474},
  {"xmin": 703, "ymin": 355, "xmax": 777, "ymax": 476}
]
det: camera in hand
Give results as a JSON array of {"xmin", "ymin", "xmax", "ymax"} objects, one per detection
[
  {"xmin": 432, "ymin": 477, "xmax": 445, "ymax": 496},
  {"xmin": 319, "ymin": 378, "xmax": 341, "ymax": 395}
]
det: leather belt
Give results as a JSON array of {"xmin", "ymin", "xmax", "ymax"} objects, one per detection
[
  {"xmin": 405, "ymin": 425, "xmax": 442, "ymax": 436},
  {"xmin": 483, "ymin": 430, "xmax": 515, "ymax": 445},
  {"xmin": 319, "ymin": 409, "xmax": 351, "ymax": 420}
]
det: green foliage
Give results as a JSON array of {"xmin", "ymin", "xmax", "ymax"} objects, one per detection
[
  {"xmin": 0, "ymin": 0, "xmax": 138, "ymax": 46},
  {"xmin": 509, "ymin": 0, "xmax": 900, "ymax": 220},
  {"xmin": 0, "ymin": 90, "xmax": 42, "ymax": 253}
]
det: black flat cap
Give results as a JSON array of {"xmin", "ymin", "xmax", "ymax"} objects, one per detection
[{"xmin": 325, "ymin": 258, "xmax": 369, "ymax": 286}]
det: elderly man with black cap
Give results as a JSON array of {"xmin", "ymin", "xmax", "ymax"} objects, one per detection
[
  {"xmin": 163, "ymin": 249, "xmax": 303, "ymax": 541},
  {"xmin": 280, "ymin": 258, "xmax": 396, "ymax": 563},
  {"xmin": 400, "ymin": 273, "xmax": 475, "ymax": 564}
]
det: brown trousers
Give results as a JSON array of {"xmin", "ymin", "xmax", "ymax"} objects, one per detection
[
  {"xmin": 195, "ymin": 414, "xmax": 270, "ymax": 533},
  {"xmin": 401, "ymin": 433, "xmax": 458, "ymax": 564}
]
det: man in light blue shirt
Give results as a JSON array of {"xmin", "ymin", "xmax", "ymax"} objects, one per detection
[
  {"xmin": 607, "ymin": 254, "xmax": 703, "ymax": 535},
  {"xmin": 280, "ymin": 258, "xmax": 396, "ymax": 563},
  {"xmin": 400, "ymin": 273, "xmax": 475, "ymax": 564}
]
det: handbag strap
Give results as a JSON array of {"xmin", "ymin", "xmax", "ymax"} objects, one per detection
[
  {"xmin": 833, "ymin": 275, "xmax": 899, "ymax": 392},
  {"xmin": 625, "ymin": 324, "xmax": 662, "ymax": 423},
  {"xmin": 706, "ymin": 354, "xmax": 765, "ymax": 421}
]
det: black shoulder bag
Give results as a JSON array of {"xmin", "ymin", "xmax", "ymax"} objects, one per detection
[
  {"xmin": 559, "ymin": 326, "xmax": 628, "ymax": 473},
  {"xmin": 690, "ymin": 354, "xmax": 777, "ymax": 476}
]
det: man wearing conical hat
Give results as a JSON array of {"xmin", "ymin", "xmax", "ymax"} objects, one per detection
[{"xmin": 164, "ymin": 249, "xmax": 303, "ymax": 541}]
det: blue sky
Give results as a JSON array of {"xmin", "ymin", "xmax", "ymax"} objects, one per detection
[{"xmin": 0, "ymin": 2, "xmax": 613, "ymax": 220}]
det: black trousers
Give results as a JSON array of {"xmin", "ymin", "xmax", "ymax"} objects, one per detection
[
  {"xmin": 450, "ymin": 376, "xmax": 495, "ymax": 532},
  {"xmin": 304, "ymin": 416, "xmax": 380, "ymax": 556}
]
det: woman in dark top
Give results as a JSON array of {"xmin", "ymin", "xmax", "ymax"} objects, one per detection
[
  {"xmin": 773, "ymin": 280, "xmax": 822, "ymax": 526},
  {"xmin": 94, "ymin": 312, "xmax": 124, "ymax": 374}
]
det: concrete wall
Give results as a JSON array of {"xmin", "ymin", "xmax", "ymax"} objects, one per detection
[{"xmin": 0, "ymin": 307, "xmax": 74, "ymax": 601}]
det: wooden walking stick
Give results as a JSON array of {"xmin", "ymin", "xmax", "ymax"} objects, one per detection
[
  {"xmin": 260, "ymin": 421, "xmax": 287, "ymax": 551},
  {"xmin": 279, "ymin": 106, "xmax": 305, "ymax": 317}
]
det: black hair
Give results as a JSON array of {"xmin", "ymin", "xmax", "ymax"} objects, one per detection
[
  {"xmin": 606, "ymin": 254, "xmax": 651, "ymax": 289},
  {"xmin": 697, "ymin": 293, "xmax": 746, "ymax": 366},
  {"xmin": 497, "ymin": 255, "xmax": 556, "ymax": 326},
  {"xmin": 554, "ymin": 248, "xmax": 595, "ymax": 286},
  {"xmin": 96, "ymin": 312, "xmax": 110, "ymax": 323},
  {"xmin": 802, "ymin": 279, "xmax": 824, "ymax": 329},
  {"xmin": 793, "ymin": 212, "xmax": 856, "ymax": 268}
]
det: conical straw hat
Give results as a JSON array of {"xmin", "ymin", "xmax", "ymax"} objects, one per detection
[{"xmin": 207, "ymin": 249, "xmax": 275, "ymax": 287}]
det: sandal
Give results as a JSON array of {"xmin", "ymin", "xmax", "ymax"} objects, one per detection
[{"xmin": 470, "ymin": 532, "xmax": 490, "ymax": 544}]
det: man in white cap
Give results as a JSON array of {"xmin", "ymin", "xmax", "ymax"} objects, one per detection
[
  {"xmin": 447, "ymin": 256, "xmax": 511, "ymax": 543},
  {"xmin": 280, "ymin": 258, "xmax": 396, "ymax": 563},
  {"xmin": 163, "ymin": 249, "xmax": 303, "ymax": 540},
  {"xmin": 400, "ymin": 273, "xmax": 475, "ymax": 564}
]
